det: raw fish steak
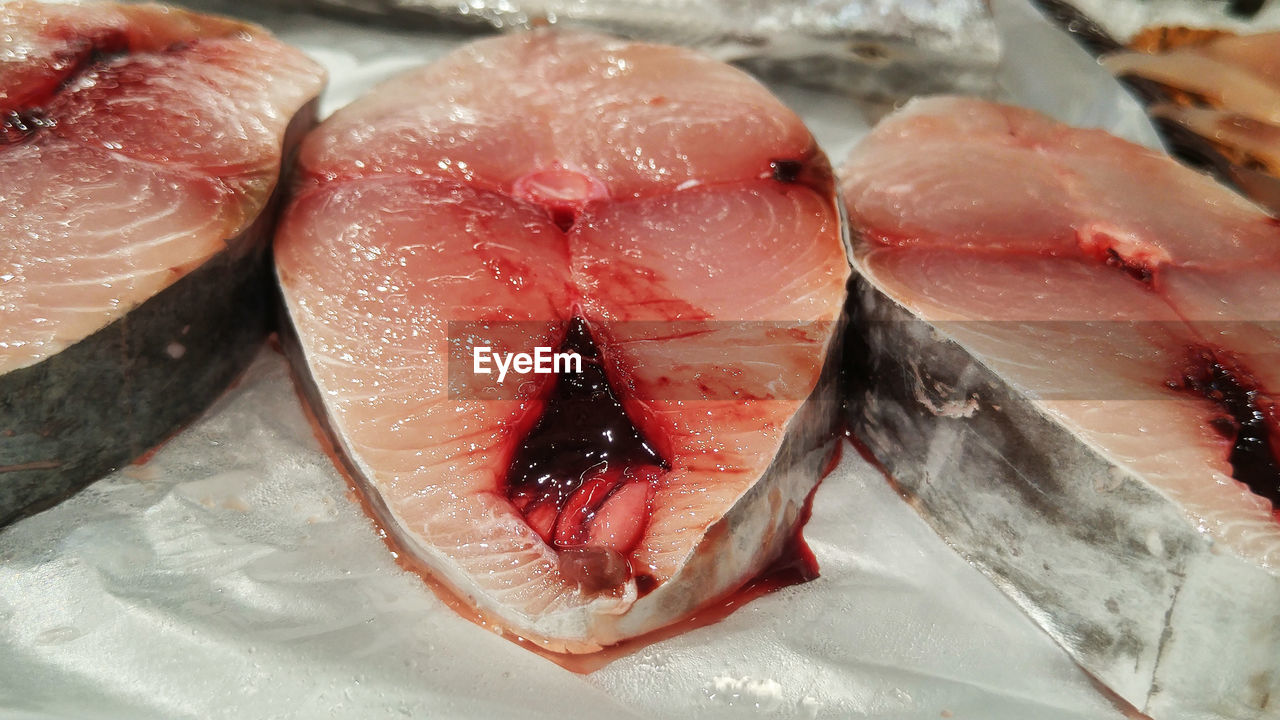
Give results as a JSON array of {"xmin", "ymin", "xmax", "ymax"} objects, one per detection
[
  {"xmin": 0, "ymin": 1, "xmax": 325, "ymax": 524},
  {"xmin": 275, "ymin": 31, "xmax": 848, "ymax": 653},
  {"xmin": 841, "ymin": 96, "xmax": 1279, "ymax": 719}
]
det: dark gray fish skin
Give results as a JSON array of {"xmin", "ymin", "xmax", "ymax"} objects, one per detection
[
  {"xmin": 1142, "ymin": 113, "xmax": 1280, "ymax": 217},
  {"xmin": 0, "ymin": 234, "xmax": 269, "ymax": 527},
  {"xmin": 1029, "ymin": 0, "xmax": 1126, "ymax": 55},
  {"xmin": 0, "ymin": 104, "xmax": 316, "ymax": 528},
  {"xmin": 843, "ymin": 274, "xmax": 1280, "ymax": 720}
]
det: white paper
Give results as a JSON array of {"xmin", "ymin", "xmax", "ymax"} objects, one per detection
[{"xmin": 0, "ymin": 2, "xmax": 1173, "ymax": 718}]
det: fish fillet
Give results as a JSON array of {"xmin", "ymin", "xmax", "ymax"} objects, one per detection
[
  {"xmin": 842, "ymin": 96, "xmax": 1279, "ymax": 719},
  {"xmin": 275, "ymin": 30, "xmax": 849, "ymax": 653}
]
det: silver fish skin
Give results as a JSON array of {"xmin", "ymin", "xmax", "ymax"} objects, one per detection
[
  {"xmin": 257, "ymin": 0, "xmax": 1001, "ymax": 98},
  {"xmin": 842, "ymin": 96, "xmax": 1280, "ymax": 720}
]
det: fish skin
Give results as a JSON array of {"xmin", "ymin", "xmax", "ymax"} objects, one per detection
[
  {"xmin": 842, "ymin": 96, "xmax": 1280, "ymax": 719},
  {"xmin": 0, "ymin": 1, "xmax": 326, "ymax": 525},
  {"xmin": 276, "ymin": 30, "xmax": 849, "ymax": 652},
  {"xmin": 250, "ymin": 0, "xmax": 1000, "ymax": 99}
]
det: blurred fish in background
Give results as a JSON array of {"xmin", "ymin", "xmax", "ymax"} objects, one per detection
[
  {"xmin": 1033, "ymin": 0, "xmax": 1280, "ymax": 214},
  {"xmin": 255, "ymin": 0, "xmax": 1002, "ymax": 99}
]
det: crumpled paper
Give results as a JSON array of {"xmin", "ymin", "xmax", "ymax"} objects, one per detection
[{"xmin": 0, "ymin": 1, "xmax": 1166, "ymax": 718}]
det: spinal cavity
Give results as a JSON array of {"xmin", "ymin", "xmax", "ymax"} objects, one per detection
[
  {"xmin": 505, "ymin": 318, "xmax": 668, "ymax": 592},
  {"xmin": 1077, "ymin": 222, "xmax": 1173, "ymax": 285},
  {"xmin": 513, "ymin": 164, "xmax": 609, "ymax": 232}
]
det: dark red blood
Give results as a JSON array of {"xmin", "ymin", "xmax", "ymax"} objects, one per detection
[
  {"xmin": 504, "ymin": 317, "xmax": 668, "ymax": 589},
  {"xmin": 633, "ymin": 572, "xmax": 659, "ymax": 596},
  {"xmin": 764, "ymin": 146, "xmax": 836, "ymax": 196},
  {"xmin": 0, "ymin": 110, "xmax": 54, "ymax": 146},
  {"xmin": 1, "ymin": 29, "xmax": 129, "ymax": 146},
  {"xmin": 776, "ymin": 453, "xmax": 829, "ymax": 584},
  {"xmin": 505, "ymin": 318, "xmax": 666, "ymax": 506},
  {"xmin": 1103, "ymin": 248, "xmax": 1156, "ymax": 285},
  {"xmin": 548, "ymin": 207, "xmax": 577, "ymax": 233},
  {"xmin": 770, "ymin": 159, "xmax": 803, "ymax": 183},
  {"xmin": 1173, "ymin": 346, "xmax": 1280, "ymax": 509},
  {"xmin": 557, "ymin": 547, "xmax": 630, "ymax": 593}
]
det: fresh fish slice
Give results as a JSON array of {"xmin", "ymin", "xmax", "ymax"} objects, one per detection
[
  {"xmin": 841, "ymin": 96, "xmax": 1279, "ymax": 719},
  {"xmin": 275, "ymin": 30, "xmax": 848, "ymax": 653},
  {"xmin": 262, "ymin": 0, "xmax": 1001, "ymax": 99},
  {"xmin": 0, "ymin": 1, "xmax": 325, "ymax": 524}
]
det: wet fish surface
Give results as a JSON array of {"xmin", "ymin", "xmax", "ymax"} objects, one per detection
[
  {"xmin": 841, "ymin": 96, "xmax": 1279, "ymax": 719},
  {"xmin": 275, "ymin": 30, "xmax": 849, "ymax": 653},
  {"xmin": 0, "ymin": 0, "xmax": 326, "ymax": 525}
]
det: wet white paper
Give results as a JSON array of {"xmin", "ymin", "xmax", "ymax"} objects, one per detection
[{"xmin": 0, "ymin": 2, "xmax": 1180, "ymax": 718}]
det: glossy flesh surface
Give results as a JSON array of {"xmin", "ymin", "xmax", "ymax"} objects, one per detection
[
  {"xmin": 276, "ymin": 31, "xmax": 847, "ymax": 651},
  {"xmin": 0, "ymin": 0, "xmax": 324, "ymax": 373},
  {"xmin": 843, "ymin": 96, "xmax": 1280, "ymax": 563}
]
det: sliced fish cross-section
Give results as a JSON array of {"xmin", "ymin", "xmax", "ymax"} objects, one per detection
[
  {"xmin": 0, "ymin": 1, "xmax": 326, "ymax": 524},
  {"xmin": 275, "ymin": 31, "xmax": 849, "ymax": 653}
]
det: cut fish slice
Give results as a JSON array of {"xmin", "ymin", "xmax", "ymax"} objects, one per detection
[
  {"xmin": 841, "ymin": 96, "xmax": 1280, "ymax": 719},
  {"xmin": 0, "ymin": 1, "xmax": 325, "ymax": 524},
  {"xmin": 276, "ymin": 30, "xmax": 848, "ymax": 653}
]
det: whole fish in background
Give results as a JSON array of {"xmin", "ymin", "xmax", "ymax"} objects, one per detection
[
  {"xmin": 276, "ymin": 30, "xmax": 849, "ymax": 653},
  {"xmin": 0, "ymin": 0, "xmax": 326, "ymax": 525},
  {"xmin": 842, "ymin": 96, "xmax": 1279, "ymax": 720},
  {"xmin": 249, "ymin": 0, "xmax": 1000, "ymax": 99}
]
